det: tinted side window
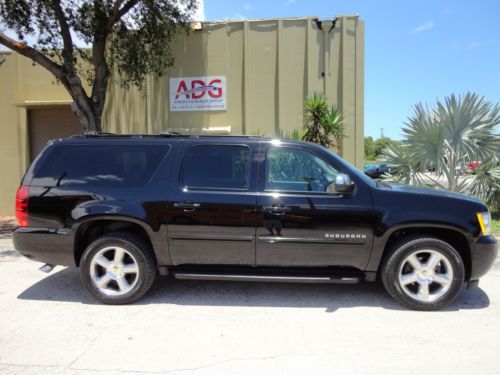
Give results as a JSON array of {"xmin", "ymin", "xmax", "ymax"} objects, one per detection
[
  {"xmin": 181, "ymin": 145, "xmax": 250, "ymax": 190},
  {"xmin": 32, "ymin": 144, "xmax": 169, "ymax": 188},
  {"xmin": 265, "ymin": 147, "xmax": 339, "ymax": 192}
]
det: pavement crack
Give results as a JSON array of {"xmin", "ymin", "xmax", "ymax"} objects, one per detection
[
  {"xmin": 162, "ymin": 351, "xmax": 332, "ymax": 374},
  {"xmin": 67, "ymin": 334, "xmax": 100, "ymax": 370}
]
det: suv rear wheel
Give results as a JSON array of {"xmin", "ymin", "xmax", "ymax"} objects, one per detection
[
  {"xmin": 381, "ymin": 236, "xmax": 465, "ymax": 311},
  {"xmin": 80, "ymin": 233, "xmax": 157, "ymax": 304}
]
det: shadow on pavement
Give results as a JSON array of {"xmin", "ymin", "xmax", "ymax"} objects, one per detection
[
  {"xmin": 18, "ymin": 267, "xmax": 491, "ymax": 312},
  {"xmin": 0, "ymin": 249, "xmax": 22, "ymax": 259},
  {"xmin": 0, "ymin": 218, "xmax": 16, "ymax": 239}
]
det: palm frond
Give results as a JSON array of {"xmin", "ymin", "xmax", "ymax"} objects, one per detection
[
  {"xmin": 392, "ymin": 92, "xmax": 500, "ymax": 198},
  {"xmin": 302, "ymin": 93, "xmax": 345, "ymax": 151},
  {"xmin": 461, "ymin": 158, "xmax": 500, "ymax": 200}
]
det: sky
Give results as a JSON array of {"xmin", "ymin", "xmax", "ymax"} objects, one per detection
[{"xmin": 202, "ymin": 0, "xmax": 500, "ymax": 139}]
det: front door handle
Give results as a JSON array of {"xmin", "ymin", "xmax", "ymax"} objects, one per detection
[
  {"xmin": 173, "ymin": 201, "xmax": 201, "ymax": 212},
  {"xmin": 262, "ymin": 205, "xmax": 291, "ymax": 216}
]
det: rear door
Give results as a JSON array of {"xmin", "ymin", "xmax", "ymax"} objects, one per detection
[
  {"xmin": 255, "ymin": 143, "xmax": 374, "ymax": 269},
  {"xmin": 167, "ymin": 141, "xmax": 259, "ymax": 265}
]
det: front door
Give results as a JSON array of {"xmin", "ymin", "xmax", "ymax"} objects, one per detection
[
  {"xmin": 256, "ymin": 143, "xmax": 374, "ymax": 270},
  {"xmin": 167, "ymin": 142, "xmax": 258, "ymax": 265}
]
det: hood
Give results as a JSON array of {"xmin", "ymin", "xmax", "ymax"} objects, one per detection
[{"xmin": 388, "ymin": 183, "xmax": 486, "ymax": 206}]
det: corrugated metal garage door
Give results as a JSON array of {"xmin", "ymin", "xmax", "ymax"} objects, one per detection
[{"xmin": 28, "ymin": 108, "xmax": 82, "ymax": 160}]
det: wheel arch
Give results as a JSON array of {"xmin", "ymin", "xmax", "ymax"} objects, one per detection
[
  {"xmin": 368, "ymin": 223, "xmax": 473, "ymax": 281},
  {"xmin": 73, "ymin": 216, "xmax": 161, "ymax": 267}
]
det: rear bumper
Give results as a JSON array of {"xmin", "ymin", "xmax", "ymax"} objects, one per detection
[
  {"xmin": 469, "ymin": 236, "xmax": 498, "ymax": 281},
  {"xmin": 12, "ymin": 227, "xmax": 76, "ymax": 267}
]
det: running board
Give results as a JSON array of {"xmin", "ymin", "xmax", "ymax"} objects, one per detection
[{"xmin": 173, "ymin": 272, "xmax": 360, "ymax": 284}]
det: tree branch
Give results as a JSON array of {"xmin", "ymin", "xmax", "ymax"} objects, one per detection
[
  {"xmin": 0, "ymin": 32, "xmax": 65, "ymax": 79},
  {"xmin": 111, "ymin": 0, "xmax": 125, "ymax": 18},
  {"xmin": 52, "ymin": 0, "xmax": 79, "ymax": 75},
  {"xmin": 118, "ymin": 0, "xmax": 139, "ymax": 18},
  {"xmin": 50, "ymin": 0, "xmax": 74, "ymax": 61},
  {"xmin": 106, "ymin": 0, "xmax": 139, "ymax": 31}
]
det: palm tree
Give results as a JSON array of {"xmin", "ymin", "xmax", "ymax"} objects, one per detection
[
  {"xmin": 381, "ymin": 92, "xmax": 500, "ymax": 199},
  {"xmin": 302, "ymin": 93, "xmax": 345, "ymax": 155},
  {"xmin": 323, "ymin": 105, "xmax": 346, "ymax": 155},
  {"xmin": 463, "ymin": 158, "xmax": 500, "ymax": 201},
  {"xmin": 380, "ymin": 142, "xmax": 428, "ymax": 185}
]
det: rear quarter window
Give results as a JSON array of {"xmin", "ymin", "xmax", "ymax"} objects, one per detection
[{"xmin": 30, "ymin": 144, "xmax": 169, "ymax": 188}]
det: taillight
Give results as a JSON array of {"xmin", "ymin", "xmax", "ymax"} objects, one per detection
[{"xmin": 16, "ymin": 185, "xmax": 30, "ymax": 227}]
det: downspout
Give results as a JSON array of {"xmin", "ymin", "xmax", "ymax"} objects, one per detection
[{"xmin": 316, "ymin": 18, "xmax": 344, "ymax": 155}]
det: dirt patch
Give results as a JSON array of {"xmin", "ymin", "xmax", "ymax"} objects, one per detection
[{"xmin": 0, "ymin": 217, "xmax": 16, "ymax": 239}]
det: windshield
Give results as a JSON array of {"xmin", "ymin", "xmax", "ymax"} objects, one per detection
[{"xmin": 323, "ymin": 148, "xmax": 377, "ymax": 188}]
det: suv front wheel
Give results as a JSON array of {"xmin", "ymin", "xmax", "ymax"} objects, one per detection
[
  {"xmin": 381, "ymin": 236, "xmax": 465, "ymax": 311},
  {"xmin": 80, "ymin": 233, "xmax": 157, "ymax": 304}
]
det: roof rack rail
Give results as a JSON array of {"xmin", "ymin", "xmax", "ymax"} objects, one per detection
[
  {"xmin": 83, "ymin": 131, "xmax": 116, "ymax": 137},
  {"xmin": 66, "ymin": 132, "xmax": 267, "ymax": 140},
  {"xmin": 81, "ymin": 132, "xmax": 150, "ymax": 139},
  {"xmin": 159, "ymin": 131, "xmax": 187, "ymax": 137}
]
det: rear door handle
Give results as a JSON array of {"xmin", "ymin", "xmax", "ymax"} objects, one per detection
[
  {"xmin": 173, "ymin": 201, "xmax": 201, "ymax": 212},
  {"xmin": 263, "ymin": 205, "xmax": 291, "ymax": 216}
]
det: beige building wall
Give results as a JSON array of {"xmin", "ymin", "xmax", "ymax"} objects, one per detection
[
  {"xmin": 0, "ymin": 53, "xmax": 25, "ymax": 216},
  {"xmin": 104, "ymin": 15, "xmax": 364, "ymax": 158},
  {"xmin": 0, "ymin": 15, "xmax": 364, "ymax": 215},
  {"xmin": 0, "ymin": 53, "xmax": 93, "ymax": 215}
]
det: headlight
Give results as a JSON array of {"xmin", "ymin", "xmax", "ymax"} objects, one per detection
[{"xmin": 477, "ymin": 211, "xmax": 492, "ymax": 236}]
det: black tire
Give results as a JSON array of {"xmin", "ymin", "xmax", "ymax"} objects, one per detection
[
  {"xmin": 381, "ymin": 236, "xmax": 465, "ymax": 311},
  {"xmin": 80, "ymin": 232, "xmax": 157, "ymax": 304}
]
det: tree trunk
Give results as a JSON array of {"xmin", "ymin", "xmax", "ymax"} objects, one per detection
[
  {"xmin": 63, "ymin": 74, "xmax": 103, "ymax": 133},
  {"xmin": 71, "ymin": 101, "xmax": 101, "ymax": 132},
  {"xmin": 88, "ymin": 37, "xmax": 110, "ymax": 133},
  {"xmin": 0, "ymin": 33, "xmax": 105, "ymax": 133}
]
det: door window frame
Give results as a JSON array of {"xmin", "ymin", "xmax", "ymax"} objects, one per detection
[
  {"xmin": 178, "ymin": 142, "xmax": 258, "ymax": 193},
  {"xmin": 258, "ymin": 144, "xmax": 342, "ymax": 196}
]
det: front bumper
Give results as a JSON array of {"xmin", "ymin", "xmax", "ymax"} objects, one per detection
[
  {"xmin": 469, "ymin": 235, "xmax": 498, "ymax": 281},
  {"xmin": 12, "ymin": 227, "xmax": 76, "ymax": 267}
]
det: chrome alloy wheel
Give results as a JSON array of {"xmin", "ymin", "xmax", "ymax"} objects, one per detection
[
  {"xmin": 398, "ymin": 249, "xmax": 453, "ymax": 303},
  {"xmin": 89, "ymin": 246, "xmax": 140, "ymax": 296}
]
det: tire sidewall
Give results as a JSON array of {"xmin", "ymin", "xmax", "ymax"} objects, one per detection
[
  {"xmin": 80, "ymin": 236, "xmax": 154, "ymax": 304},
  {"xmin": 383, "ymin": 238, "xmax": 465, "ymax": 311}
]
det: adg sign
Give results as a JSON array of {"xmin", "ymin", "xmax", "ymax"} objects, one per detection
[{"xmin": 170, "ymin": 76, "xmax": 227, "ymax": 111}]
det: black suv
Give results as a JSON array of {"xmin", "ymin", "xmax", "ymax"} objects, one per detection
[{"xmin": 13, "ymin": 134, "xmax": 498, "ymax": 310}]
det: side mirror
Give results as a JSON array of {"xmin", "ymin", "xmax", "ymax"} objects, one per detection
[{"xmin": 335, "ymin": 173, "xmax": 355, "ymax": 194}]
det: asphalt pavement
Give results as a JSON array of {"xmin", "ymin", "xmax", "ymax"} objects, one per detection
[{"xmin": 1, "ymin": 237, "xmax": 500, "ymax": 375}]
